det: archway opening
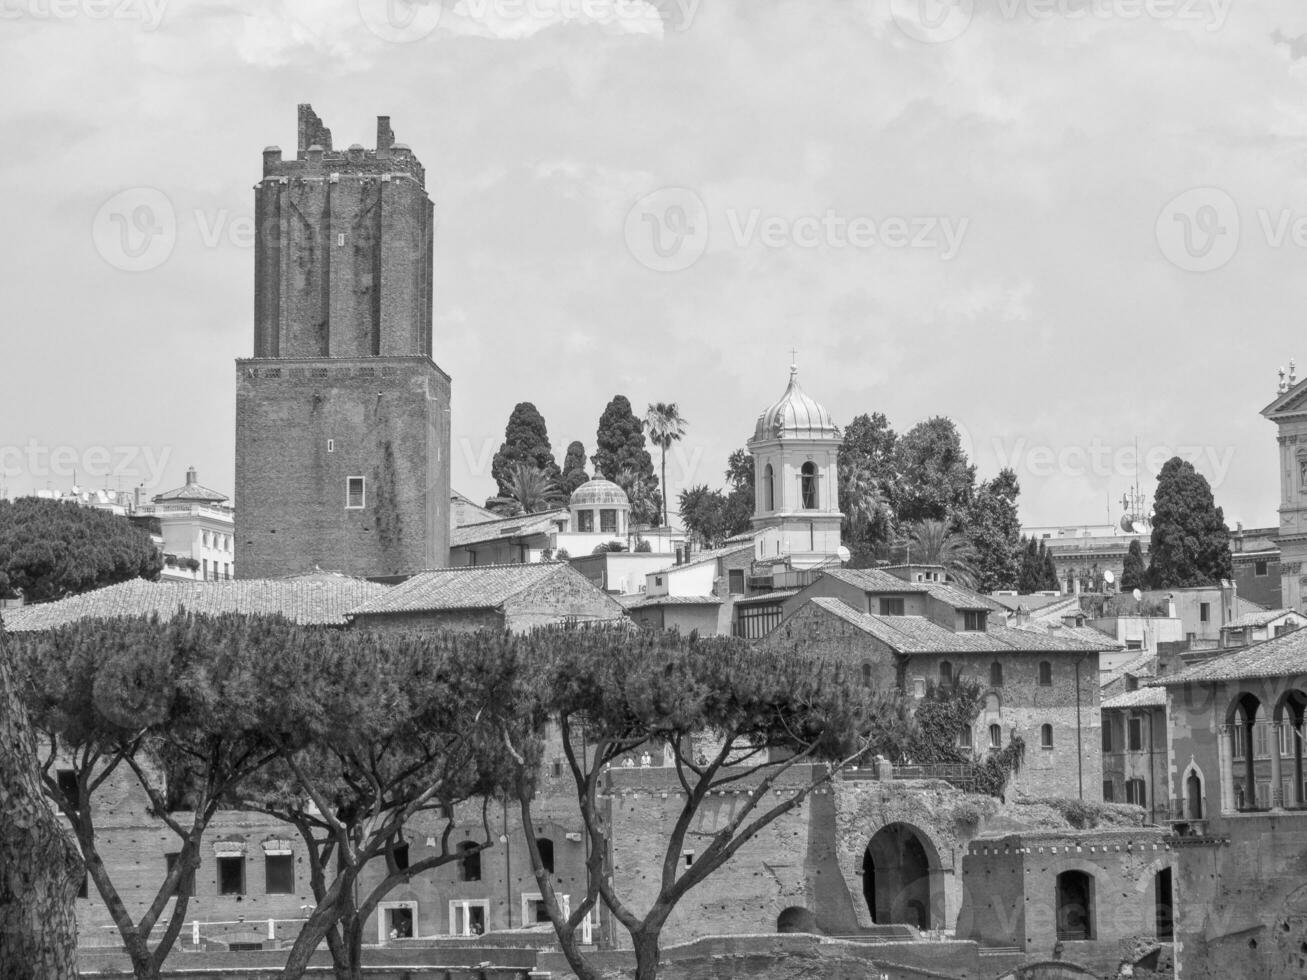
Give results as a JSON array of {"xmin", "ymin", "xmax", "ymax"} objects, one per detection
[
  {"xmin": 776, "ymin": 906, "xmax": 817, "ymax": 934},
  {"xmin": 861, "ymin": 823, "xmax": 937, "ymax": 930},
  {"xmin": 1055, "ymin": 870, "xmax": 1095, "ymax": 940}
]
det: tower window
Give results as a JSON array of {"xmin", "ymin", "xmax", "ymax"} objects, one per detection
[
  {"xmin": 346, "ymin": 477, "xmax": 366, "ymax": 509},
  {"xmin": 537, "ymin": 837, "xmax": 555, "ymax": 874},
  {"xmin": 763, "ymin": 463, "xmax": 775, "ymax": 511},
  {"xmin": 265, "ymin": 854, "xmax": 294, "ymax": 894},
  {"xmin": 217, "ymin": 856, "xmax": 245, "ymax": 896},
  {"xmin": 458, "ymin": 842, "xmax": 481, "ymax": 882},
  {"xmin": 800, "ymin": 462, "xmax": 817, "ymax": 510}
]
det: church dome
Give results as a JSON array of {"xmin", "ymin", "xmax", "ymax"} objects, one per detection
[
  {"xmin": 569, "ymin": 479, "xmax": 630, "ymax": 509},
  {"xmin": 753, "ymin": 366, "xmax": 841, "ymax": 442}
]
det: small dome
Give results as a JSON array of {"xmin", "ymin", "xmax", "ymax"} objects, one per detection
[
  {"xmin": 753, "ymin": 366, "xmax": 840, "ymax": 442},
  {"xmin": 569, "ymin": 479, "xmax": 630, "ymax": 509}
]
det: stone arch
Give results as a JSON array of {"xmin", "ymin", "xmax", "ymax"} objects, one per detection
[
  {"xmin": 1227, "ymin": 691, "xmax": 1264, "ymax": 811},
  {"xmin": 860, "ymin": 822, "xmax": 944, "ymax": 931},
  {"xmin": 1275, "ymin": 689, "xmax": 1307, "ymax": 807},
  {"xmin": 776, "ymin": 906, "xmax": 817, "ymax": 934}
]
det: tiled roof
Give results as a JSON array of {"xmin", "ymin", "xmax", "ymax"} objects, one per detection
[
  {"xmin": 1102, "ymin": 650, "xmax": 1158, "ymax": 688},
  {"xmin": 1156, "ymin": 628, "xmax": 1307, "ymax": 686},
  {"xmin": 449, "ymin": 510, "xmax": 567, "ymax": 548},
  {"xmin": 988, "ymin": 593, "xmax": 1075, "ymax": 613},
  {"xmin": 820, "ymin": 567, "xmax": 931, "ymax": 594},
  {"xmin": 2, "ymin": 573, "xmax": 390, "ymax": 631},
  {"xmin": 1102, "ymin": 687, "xmax": 1167, "ymax": 710},
  {"xmin": 801, "ymin": 597, "xmax": 1108, "ymax": 654},
  {"xmin": 924, "ymin": 582, "xmax": 1003, "ymax": 611},
  {"xmin": 347, "ymin": 562, "xmax": 605, "ymax": 616},
  {"xmin": 1228, "ymin": 608, "xmax": 1298, "ymax": 629},
  {"xmin": 733, "ymin": 589, "xmax": 799, "ymax": 605},
  {"xmin": 628, "ymin": 595, "xmax": 723, "ymax": 609},
  {"xmin": 651, "ymin": 543, "xmax": 753, "ymax": 575}
]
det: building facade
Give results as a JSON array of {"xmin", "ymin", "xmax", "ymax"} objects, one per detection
[{"xmin": 235, "ymin": 105, "xmax": 450, "ymax": 579}]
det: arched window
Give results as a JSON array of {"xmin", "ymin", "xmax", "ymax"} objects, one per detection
[
  {"xmin": 861, "ymin": 662, "xmax": 873, "ymax": 687},
  {"xmin": 1186, "ymin": 769, "xmax": 1203, "ymax": 819},
  {"xmin": 763, "ymin": 463, "xmax": 775, "ymax": 512},
  {"xmin": 800, "ymin": 462, "xmax": 817, "ymax": 510},
  {"xmin": 458, "ymin": 841, "xmax": 481, "ymax": 882},
  {"xmin": 1038, "ymin": 661, "xmax": 1053, "ymax": 686},
  {"xmin": 537, "ymin": 837, "xmax": 554, "ymax": 874},
  {"xmin": 988, "ymin": 724, "xmax": 1002, "ymax": 750},
  {"xmin": 990, "ymin": 661, "xmax": 1003, "ymax": 687},
  {"xmin": 1040, "ymin": 724, "xmax": 1054, "ymax": 749},
  {"xmin": 939, "ymin": 661, "xmax": 953, "ymax": 686},
  {"xmin": 1056, "ymin": 870, "xmax": 1095, "ymax": 940}
]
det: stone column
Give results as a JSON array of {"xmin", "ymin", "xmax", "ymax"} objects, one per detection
[
  {"xmin": 1271, "ymin": 722, "xmax": 1284, "ymax": 809},
  {"xmin": 1218, "ymin": 724, "xmax": 1234, "ymax": 814}
]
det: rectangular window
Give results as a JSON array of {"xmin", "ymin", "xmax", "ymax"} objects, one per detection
[
  {"xmin": 1256, "ymin": 560, "xmax": 1269, "ymax": 577},
  {"xmin": 202, "ymin": 559, "xmax": 208, "ymax": 579},
  {"xmin": 879, "ymin": 597, "xmax": 905, "ymax": 616},
  {"xmin": 1200, "ymin": 602, "xmax": 1210, "ymax": 623},
  {"xmin": 1128, "ymin": 718, "xmax": 1143, "ymax": 752},
  {"xmin": 217, "ymin": 855, "xmax": 245, "ymax": 896},
  {"xmin": 958, "ymin": 726, "xmax": 973, "ymax": 749},
  {"xmin": 1101, "ymin": 724, "xmax": 1113, "ymax": 752},
  {"xmin": 1126, "ymin": 778, "xmax": 1147, "ymax": 806},
  {"xmin": 1257, "ymin": 782, "xmax": 1271, "ymax": 809},
  {"xmin": 1255, "ymin": 723, "xmax": 1269, "ymax": 759},
  {"xmin": 265, "ymin": 854, "xmax": 294, "ymax": 895},
  {"xmin": 577, "ymin": 510, "xmax": 594, "ymax": 532},
  {"xmin": 346, "ymin": 477, "xmax": 366, "ymax": 510},
  {"xmin": 1102, "ymin": 780, "xmax": 1115, "ymax": 802},
  {"xmin": 728, "ymin": 569, "xmax": 746, "ymax": 595},
  {"xmin": 962, "ymin": 610, "xmax": 986, "ymax": 632},
  {"xmin": 1233, "ymin": 725, "xmax": 1246, "ymax": 760},
  {"xmin": 599, "ymin": 509, "xmax": 618, "ymax": 533}
]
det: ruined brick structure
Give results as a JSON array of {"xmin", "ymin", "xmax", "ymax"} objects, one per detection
[{"xmin": 236, "ymin": 105, "xmax": 449, "ymax": 579}]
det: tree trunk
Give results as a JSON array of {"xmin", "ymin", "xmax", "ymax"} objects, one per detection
[
  {"xmin": 660, "ymin": 447, "xmax": 668, "ymax": 528},
  {"xmin": 631, "ymin": 926, "xmax": 663, "ymax": 980},
  {"xmin": 0, "ymin": 647, "xmax": 83, "ymax": 980}
]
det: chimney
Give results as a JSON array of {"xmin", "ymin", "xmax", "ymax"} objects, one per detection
[{"xmin": 377, "ymin": 115, "xmax": 395, "ymax": 157}]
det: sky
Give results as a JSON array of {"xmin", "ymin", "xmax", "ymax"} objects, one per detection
[{"xmin": 3, "ymin": 0, "xmax": 1307, "ymax": 531}]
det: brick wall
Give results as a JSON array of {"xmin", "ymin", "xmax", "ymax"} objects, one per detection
[{"xmin": 234, "ymin": 356, "xmax": 450, "ymax": 579}]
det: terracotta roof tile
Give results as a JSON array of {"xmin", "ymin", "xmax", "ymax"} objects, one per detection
[
  {"xmin": 820, "ymin": 567, "xmax": 931, "ymax": 593},
  {"xmin": 449, "ymin": 510, "xmax": 567, "ymax": 548},
  {"xmin": 1156, "ymin": 628, "xmax": 1307, "ymax": 686},
  {"xmin": 347, "ymin": 562, "xmax": 614, "ymax": 616},
  {"xmin": 2, "ymin": 573, "xmax": 389, "ymax": 630}
]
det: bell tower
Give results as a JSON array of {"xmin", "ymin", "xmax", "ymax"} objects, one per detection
[
  {"xmin": 235, "ymin": 105, "xmax": 450, "ymax": 579},
  {"xmin": 747, "ymin": 364, "xmax": 844, "ymax": 568},
  {"xmin": 1263, "ymin": 360, "xmax": 1307, "ymax": 611}
]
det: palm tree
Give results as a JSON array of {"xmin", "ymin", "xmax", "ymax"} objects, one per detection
[
  {"xmin": 906, "ymin": 519, "xmax": 979, "ymax": 589},
  {"xmin": 487, "ymin": 463, "xmax": 564, "ymax": 516},
  {"xmin": 840, "ymin": 460, "xmax": 891, "ymax": 546},
  {"xmin": 643, "ymin": 402, "xmax": 688, "ymax": 528}
]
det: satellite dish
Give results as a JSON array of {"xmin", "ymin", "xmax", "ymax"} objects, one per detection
[
  {"xmin": 1132, "ymin": 588, "xmax": 1142, "ymax": 602},
  {"xmin": 1120, "ymin": 515, "xmax": 1136, "ymax": 533},
  {"xmin": 836, "ymin": 546, "xmax": 851, "ymax": 564},
  {"xmin": 1103, "ymin": 570, "xmax": 1116, "ymax": 585}
]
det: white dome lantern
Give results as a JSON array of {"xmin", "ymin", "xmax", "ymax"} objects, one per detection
[{"xmin": 568, "ymin": 479, "xmax": 630, "ymax": 538}]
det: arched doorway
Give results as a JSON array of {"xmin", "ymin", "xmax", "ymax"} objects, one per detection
[{"xmin": 861, "ymin": 823, "xmax": 938, "ymax": 930}]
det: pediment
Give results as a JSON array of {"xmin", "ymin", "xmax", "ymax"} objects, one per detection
[{"xmin": 1262, "ymin": 378, "xmax": 1307, "ymax": 420}]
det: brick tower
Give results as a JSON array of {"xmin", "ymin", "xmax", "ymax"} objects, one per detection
[{"xmin": 235, "ymin": 105, "xmax": 450, "ymax": 579}]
